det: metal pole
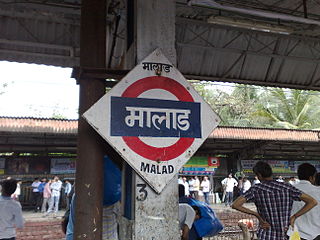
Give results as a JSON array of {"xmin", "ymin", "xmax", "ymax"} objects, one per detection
[
  {"xmin": 74, "ymin": 0, "xmax": 107, "ymax": 239},
  {"xmin": 303, "ymin": 0, "xmax": 308, "ymax": 18}
]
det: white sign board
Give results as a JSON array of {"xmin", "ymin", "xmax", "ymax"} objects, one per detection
[{"xmin": 83, "ymin": 49, "xmax": 220, "ymax": 193}]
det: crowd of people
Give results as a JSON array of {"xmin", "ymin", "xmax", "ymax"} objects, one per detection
[
  {"xmin": 2, "ymin": 162, "xmax": 320, "ymax": 240},
  {"xmin": 178, "ymin": 176, "xmax": 211, "ymax": 204},
  {"xmin": 178, "ymin": 163, "xmax": 320, "ymax": 240},
  {"xmin": 30, "ymin": 176, "xmax": 73, "ymax": 216}
]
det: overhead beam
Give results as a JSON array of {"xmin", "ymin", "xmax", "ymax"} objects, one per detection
[{"xmin": 176, "ymin": 42, "xmax": 320, "ymax": 64}]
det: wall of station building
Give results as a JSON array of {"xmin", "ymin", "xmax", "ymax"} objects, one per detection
[{"xmin": 0, "ymin": 156, "xmax": 75, "ymax": 178}]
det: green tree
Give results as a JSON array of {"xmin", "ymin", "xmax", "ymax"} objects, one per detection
[
  {"xmin": 252, "ymin": 88, "xmax": 320, "ymax": 129},
  {"xmin": 192, "ymin": 82, "xmax": 260, "ymax": 127}
]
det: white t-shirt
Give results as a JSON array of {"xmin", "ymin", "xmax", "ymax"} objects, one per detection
[
  {"xmin": 290, "ymin": 180, "xmax": 320, "ymax": 240},
  {"xmin": 50, "ymin": 180, "xmax": 62, "ymax": 197},
  {"xmin": 201, "ymin": 180, "xmax": 210, "ymax": 193},
  {"xmin": 194, "ymin": 179, "xmax": 200, "ymax": 191},
  {"xmin": 183, "ymin": 182, "xmax": 190, "ymax": 196},
  {"xmin": 242, "ymin": 180, "xmax": 251, "ymax": 193},
  {"xmin": 188, "ymin": 179, "xmax": 195, "ymax": 192},
  {"xmin": 179, "ymin": 203, "xmax": 195, "ymax": 230},
  {"xmin": 221, "ymin": 177, "xmax": 238, "ymax": 192},
  {"xmin": 0, "ymin": 196, "xmax": 24, "ymax": 238},
  {"xmin": 253, "ymin": 179, "xmax": 260, "ymax": 185}
]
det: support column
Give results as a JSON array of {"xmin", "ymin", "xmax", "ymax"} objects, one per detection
[
  {"xmin": 74, "ymin": 0, "xmax": 107, "ymax": 239},
  {"xmin": 133, "ymin": 1, "xmax": 179, "ymax": 239}
]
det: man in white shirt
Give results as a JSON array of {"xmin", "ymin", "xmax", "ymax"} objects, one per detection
[
  {"xmin": 0, "ymin": 178, "xmax": 24, "ymax": 239},
  {"xmin": 193, "ymin": 176, "xmax": 200, "ymax": 200},
  {"xmin": 242, "ymin": 177, "xmax": 251, "ymax": 193},
  {"xmin": 221, "ymin": 174, "xmax": 238, "ymax": 206},
  {"xmin": 31, "ymin": 178, "xmax": 41, "ymax": 212},
  {"xmin": 183, "ymin": 177, "xmax": 190, "ymax": 197},
  {"xmin": 290, "ymin": 163, "xmax": 320, "ymax": 240},
  {"xmin": 188, "ymin": 177, "xmax": 195, "ymax": 199},
  {"xmin": 46, "ymin": 176, "xmax": 62, "ymax": 216},
  {"xmin": 179, "ymin": 203, "xmax": 196, "ymax": 240},
  {"xmin": 201, "ymin": 176, "xmax": 211, "ymax": 204}
]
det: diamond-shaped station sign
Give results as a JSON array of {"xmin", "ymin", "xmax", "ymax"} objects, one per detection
[{"xmin": 83, "ymin": 49, "xmax": 220, "ymax": 193}]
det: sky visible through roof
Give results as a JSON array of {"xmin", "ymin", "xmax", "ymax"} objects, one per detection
[{"xmin": 0, "ymin": 61, "xmax": 79, "ymax": 119}]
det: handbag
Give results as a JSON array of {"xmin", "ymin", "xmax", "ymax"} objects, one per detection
[
  {"xmin": 187, "ymin": 198, "xmax": 224, "ymax": 237},
  {"xmin": 288, "ymin": 225, "xmax": 301, "ymax": 240}
]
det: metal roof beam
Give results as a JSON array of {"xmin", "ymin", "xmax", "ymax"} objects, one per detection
[
  {"xmin": 176, "ymin": 17, "xmax": 320, "ymax": 42},
  {"xmin": 177, "ymin": 42, "xmax": 320, "ymax": 64}
]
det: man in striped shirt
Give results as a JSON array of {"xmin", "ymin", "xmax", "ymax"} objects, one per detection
[{"xmin": 232, "ymin": 161, "xmax": 317, "ymax": 240}]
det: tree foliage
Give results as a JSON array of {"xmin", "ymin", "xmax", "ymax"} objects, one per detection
[{"xmin": 192, "ymin": 81, "xmax": 320, "ymax": 130}]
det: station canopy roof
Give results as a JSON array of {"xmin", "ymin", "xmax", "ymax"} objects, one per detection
[
  {"xmin": 1, "ymin": 1, "xmax": 320, "ymax": 162},
  {"xmin": 0, "ymin": 117, "xmax": 319, "ymax": 161},
  {"xmin": 1, "ymin": 0, "xmax": 320, "ymax": 90}
]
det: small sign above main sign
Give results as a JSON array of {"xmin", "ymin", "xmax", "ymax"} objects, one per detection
[{"xmin": 83, "ymin": 49, "xmax": 220, "ymax": 193}]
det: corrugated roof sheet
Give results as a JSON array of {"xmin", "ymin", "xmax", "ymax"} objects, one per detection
[
  {"xmin": 209, "ymin": 127, "xmax": 320, "ymax": 142},
  {"xmin": 0, "ymin": 117, "xmax": 77, "ymax": 134},
  {"xmin": 0, "ymin": 117, "xmax": 319, "ymax": 142}
]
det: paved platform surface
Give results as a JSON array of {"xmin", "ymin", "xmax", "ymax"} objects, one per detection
[
  {"xmin": 21, "ymin": 202, "xmax": 257, "ymax": 221},
  {"xmin": 22, "ymin": 210, "xmax": 65, "ymax": 221}
]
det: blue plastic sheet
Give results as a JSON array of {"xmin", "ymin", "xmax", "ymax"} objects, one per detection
[
  {"xmin": 187, "ymin": 198, "xmax": 224, "ymax": 237},
  {"xmin": 103, "ymin": 156, "xmax": 121, "ymax": 206}
]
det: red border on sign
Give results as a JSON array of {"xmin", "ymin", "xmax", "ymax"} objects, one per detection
[{"xmin": 121, "ymin": 76, "xmax": 195, "ymax": 161}]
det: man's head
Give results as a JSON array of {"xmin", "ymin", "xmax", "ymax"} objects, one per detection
[
  {"xmin": 1, "ymin": 179, "xmax": 17, "ymax": 196},
  {"xmin": 253, "ymin": 161, "xmax": 273, "ymax": 180},
  {"xmin": 203, "ymin": 176, "xmax": 208, "ymax": 181},
  {"xmin": 41, "ymin": 178, "xmax": 47, "ymax": 182},
  {"xmin": 54, "ymin": 176, "xmax": 59, "ymax": 181},
  {"xmin": 297, "ymin": 163, "xmax": 317, "ymax": 183},
  {"xmin": 228, "ymin": 173, "xmax": 232, "ymax": 178},
  {"xmin": 34, "ymin": 177, "xmax": 39, "ymax": 182}
]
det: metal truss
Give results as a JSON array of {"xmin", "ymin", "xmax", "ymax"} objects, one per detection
[{"xmin": 176, "ymin": 17, "xmax": 320, "ymax": 90}]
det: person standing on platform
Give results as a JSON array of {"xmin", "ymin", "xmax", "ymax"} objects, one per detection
[
  {"xmin": 189, "ymin": 177, "xmax": 195, "ymax": 199},
  {"xmin": 64, "ymin": 180, "xmax": 72, "ymax": 210},
  {"xmin": 41, "ymin": 179, "xmax": 51, "ymax": 213},
  {"xmin": 46, "ymin": 176, "xmax": 62, "ymax": 216},
  {"xmin": 0, "ymin": 178, "xmax": 24, "ymax": 240},
  {"xmin": 290, "ymin": 163, "xmax": 320, "ymax": 240},
  {"xmin": 183, "ymin": 177, "xmax": 190, "ymax": 197},
  {"xmin": 221, "ymin": 174, "xmax": 238, "ymax": 206},
  {"xmin": 232, "ymin": 161, "xmax": 317, "ymax": 240},
  {"xmin": 201, "ymin": 176, "xmax": 211, "ymax": 205},
  {"xmin": 31, "ymin": 178, "xmax": 41, "ymax": 212},
  {"xmin": 242, "ymin": 177, "xmax": 251, "ymax": 194},
  {"xmin": 193, "ymin": 176, "xmax": 200, "ymax": 200},
  {"xmin": 11, "ymin": 180, "xmax": 21, "ymax": 201}
]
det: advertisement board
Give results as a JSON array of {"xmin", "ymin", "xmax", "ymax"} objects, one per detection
[
  {"xmin": 180, "ymin": 156, "xmax": 220, "ymax": 175},
  {"xmin": 6, "ymin": 158, "xmax": 50, "ymax": 174},
  {"xmin": 241, "ymin": 160, "xmax": 320, "ymax": 174},
  {"xmin": 50, "ymin": 158, "xmax": 76, "ymax": 174}
]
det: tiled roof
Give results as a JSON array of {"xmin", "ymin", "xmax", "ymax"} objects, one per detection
[
  {"xmin": 0, "ymin": 117, "xmax": 77, "ymax": 134},
  {"xmin": 0, "ymin": 117, "xmax": 319, "ymax": 142},
  {"xmin": 209, "ymin": 127, "xmax": 320, "ymax": 142}
]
